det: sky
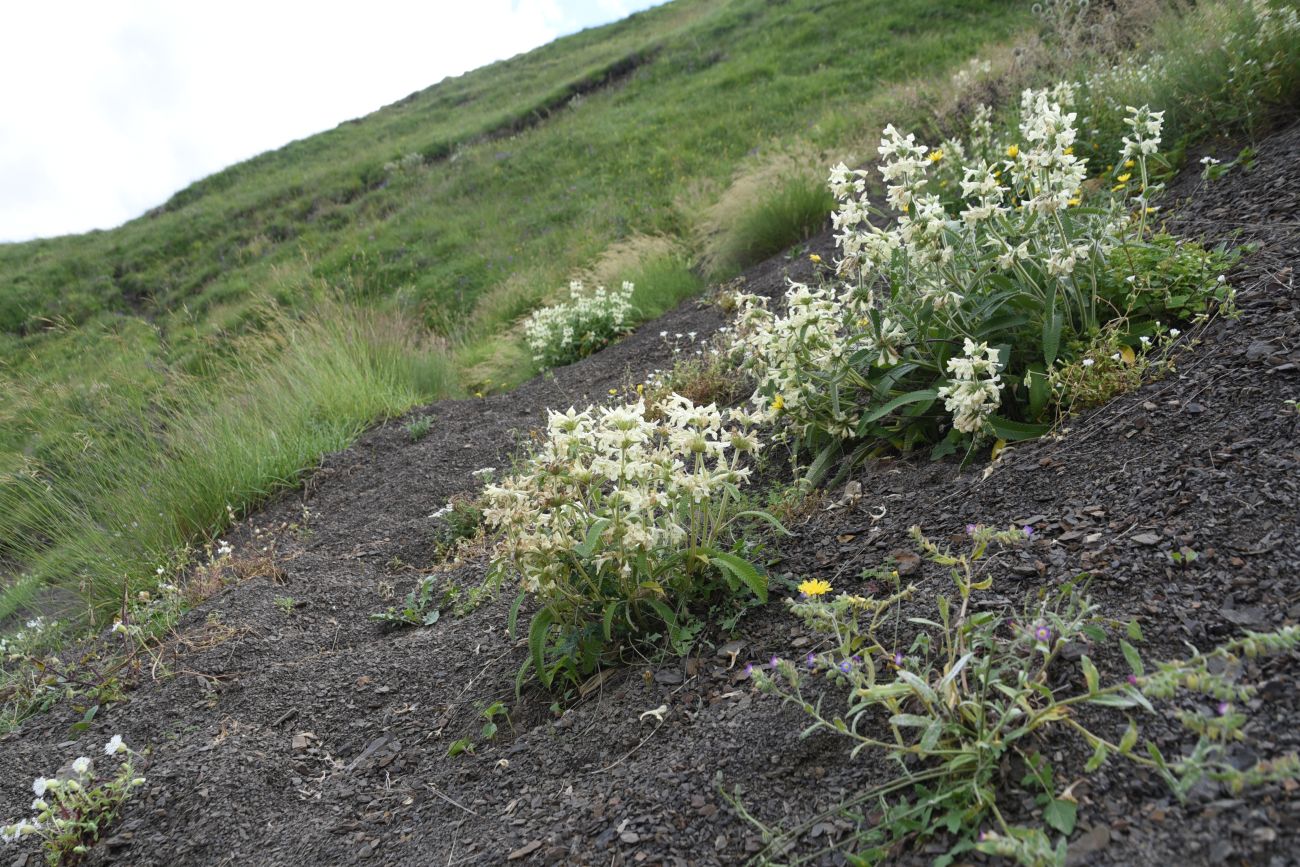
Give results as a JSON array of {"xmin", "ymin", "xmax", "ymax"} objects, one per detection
[{"xmin": 0, "ymin": 0, "xmax": 664, "ymax": 243}]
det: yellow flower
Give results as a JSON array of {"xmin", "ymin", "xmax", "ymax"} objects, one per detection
[
  {"xmin": 1111, "ymin": 183, "xmax": 1125, "ymax": 193},
  {"xmin": 1124, "ymin": 159, "xmax": 1135, "ymax": 168},
  {"xmin": 636, "ymin": 383, "xmax": 644, "ymax": 394},
  {"xmin": 1117, "ymin": 172, "xmax": 1132, "ymax": 183},
  {"xmin": 798, "ymin": 578, "xmax": 833, "ymax": 597},
  {"xmin": 1063, "ymin": 146, "xmax": 1074, "ymax": 155},
  {"xmin": 771, "ymin": 394, "xmax": 785, "ymax": 411},
  {"xmin": 1006, "ymin": 144, "xmax": 1019, "ymax": 158},
  {"xmin": 1067, "ymin": 198, "xmax": 1080, "ymax": 207},
  {"xmin": 609, "ymin": 388, "xmax": 619, "ymax": 396},
  {"xmin": 809, "ymin": 253, "xmax": 822, "ymax": 263},
  {"xmin": 929, "ymin": 149, "xmax": 944, "ymax": 163}
]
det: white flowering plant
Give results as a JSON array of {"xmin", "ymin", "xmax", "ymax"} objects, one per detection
[
  {"xmin": 2, "ymin": 735, "xmax": 145, "ymax": 864},
  {"xmin": 523, "ymin": 280, "xmax": 637, "ymax": 369},
  {"xmin": 483, "ymin": 394, "xmax": 781, "ymax": 690},
  {"xmin": 740, "ymin": 528, "xmax": 1300, "ymax": 865},
  {"xmin": 731, "ymin": 86, "xmax": 1236, "ymax": 475},
  {"xmin": 733, "ymin": 87, "xmax": 1237, "ymax": 475}
]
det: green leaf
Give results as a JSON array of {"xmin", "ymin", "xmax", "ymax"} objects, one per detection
[
  {"xmin": 507, "ymin": 590, "xmax": 526, "ymax": 639},
  {"xmin": 803, "ymin": 441, "xmax": 843, "ymax": 487},
  {"xmin": 1026, "ymin": 364, "xmax": 1051, "ymax": 419},
  {"xmin": 1126, "ymin": 619, "xmax": 1144, "ymax": 642},
  {"xmin": 856, "ymin": 389, "xmax": 939, "ymax": 436},
  {"xmin": 646, "ymin": 598, "xmax": 679, "ymax": 629},
  {"xmin": 1043, "ymin": 799, "xmax": 1078, "ymax": 836},
  {"xmin": 447, "ymin": 737, "xmax": 474, "ymax": 757},
  {"xmin": 1084, "ymin": 741, "xmax": 1108, "ymax": 772},
  {"xmin": 986, "ymin": 415, "xmax": 1052, "ymax": 441},
  {"xmin": 920, "ymin": 720, "xmax": 944, "ymax": 753},
  {"xmin": 1120, "ymin": 639, "xmax": 1145, "ymax": 677},
  {"xmin": 709, "ymin": 552, "xmax": 767, "ymax": 603},
  {"xmin": 602, "ymin": 601, "xmax": 619, "ymax": 642},
  {"xmin": 575, "ymin": 518, "xmax": 610, "ymax": 559},
  {"xmin": 1042, "ymin": 293, "xmax": 1063, "ymax": 368},
  {"xmin": 888, "ymin": 713, "xmax": 933, "ymax": 728},
  {"xmin": 1081, "ymin": 654, "xmax": 1100, "ymax": 694},
  {"xmin": 422, "ymin": 609, "xmax": 441, "ymax": 626},
  {"xmin": 733, "ymin": 509, "xmax": 792, "ymax": 536},
  {"xmin": 480, "ymin": 721, "xmax": 498, "ymax": 740},
  {"xmin": 1119, "ymin": 719, "xmax": 1139, "ymax": 755},
  {"xmin": 528, "ymin": 608, "xmax": 556, "ymax": 689}
]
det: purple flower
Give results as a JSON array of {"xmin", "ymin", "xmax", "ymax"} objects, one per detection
[
  {"xmin": 743, "ymin": 662, "xmax": 754, "ymax": 677},
  {"xmin": 1218, "ymin": 701, "xmax": 1230, "ymax": 716},
  {"xmin": 966, "ymin": 524, "xmax": 978, "ymax": 536},
  {"xmin": 1023, "ymin": 525, "xmax": 1034, "ymax": 537},
  {"xmin": 769, "ymin": 655, "xmax": 779, "ymax": 670},
  {"xmin": 1127, "ymin": 674, "xmax": 1139, "ymax": 686},
  {"xmin": 805, "ymin": 652, "xmax": 816, "ymax": 669},
  {"xmin": 1034, "ymin": 625, "xmax": 1052, "ymax": 643},
  {"xmin": 851, "ymin": 654, "xmax": 862, "ymax": 665},
  {"xmin": 894, "ymin": 651, "xmax": 905, "ymax": 667},
  {"xmin": 838, "ymin": 660, "xmax": 852, "ymax": 674}
]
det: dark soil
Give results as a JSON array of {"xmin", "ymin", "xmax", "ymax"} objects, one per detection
[{"xmin": 2, "ymin": 122, "xmax": 1299, "ymax": 867}]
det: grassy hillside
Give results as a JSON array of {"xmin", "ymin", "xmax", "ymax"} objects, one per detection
[{"xmin": 0, "ymin": 0, "xmax": 1031, "ymax": 627}]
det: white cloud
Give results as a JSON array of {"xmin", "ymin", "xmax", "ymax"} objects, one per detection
[{"xmin": 0, "ymin": 0, "xmax": 659, "ymax": 242}]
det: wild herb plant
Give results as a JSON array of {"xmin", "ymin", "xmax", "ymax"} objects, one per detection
[
  {"xmin": 483, "ymin": 394, "xmax": 782, "ymax": 691},
  {"xmin": 744, "ymin": 527, "xmax": 1300, "ymax": 865},
  {"xmin": 730, "ymin": 86, "xmax": 1235, "ymax": 476},
  {"xmin": 523, "ymin": 280, "xmax": 637, "ymax": 369},
  {"xmin": 1, "ymin": 736, "xmax": 145, "ymax": 864},
  {"xmin": 405, "ymin": 415, "xmax": 434, "ymax": 442}
]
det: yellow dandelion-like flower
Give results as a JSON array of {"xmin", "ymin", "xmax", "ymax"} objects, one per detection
[
  {"xmin": 798, "ymin": 578, "xmax": 833, "ymax": 597},
  {"xmin": 809, "ymin": 253, "xmax": 822, "ymax": 263},
  {"xmin": 1006, "ymin": 144, "xmax": 1019, "ymax": 158},
  {"xmin": 771, "ymin": 394, "xmax": 785, "ymax": 411},
  {"xmin": 1063, "ymin": 146, "xmax": 1074, "ymax": 155},
  {"xmin": 609, "ymin": 388, "xmax": 619, "ymax": 396},
  {"xmin": 1124, "ymin": 159, "xmax": 1135, "ymax": 168},
  {"xmin": 1067, "ymin": 198, "xmax": 1080, "ymax": 206},
  {"xmin": 1117, "ymin": 172, "xmax": 1132, "ymax": 183},
  {"xmin": 929, "ymin": 149, "xmax": 944, "ymax": 163}
]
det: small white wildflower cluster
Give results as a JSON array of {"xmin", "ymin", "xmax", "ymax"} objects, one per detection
[
  {"xmin": 524, "ymin": 280, "xmax": 636, "ymax": 369},
  {"xmin": 382, "ymin": 152, "xmax": 424, "ymax": 174},
  {"xmin": 732, "ymin": 84, "xmax": 1171, "ymax": 445},
  {"xmin": 951, "ymin": 56, "xmax": 992, "ymax": 90},
  {"xmin": 937, "ymin": 340, "xmax": 1003, "ymax": 434},
  {"xmin": 483, "ymin": 394, "xmax": 763, "ymax": 598},
  {"xmin": 2, "ymin": 736, "xmax": 144, "ymax": 858}
]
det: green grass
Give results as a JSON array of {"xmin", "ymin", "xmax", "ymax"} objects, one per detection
[{"xmin": 0, "ymin": 300, "xmax": 453, "ymax": 623}]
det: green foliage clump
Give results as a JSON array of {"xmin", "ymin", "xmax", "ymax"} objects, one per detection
[
  {"xmin": 523, "ymin": 280, "xmax": 636, "ymax": 369},
  {"xmin": 742, "ymin": 527, "xmax": 1300, "ymax": 865},
  {"xmin": 731, "ymin": 87, "xmax": 1236, "ymax": 477},
  {"xmin": 483, "ymin": 395, "xmax": 781, "ymax": 692}
]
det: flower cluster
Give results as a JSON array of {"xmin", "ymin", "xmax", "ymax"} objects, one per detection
[
  {"xmin": 484, "ymin": 394, "xmax": 763, "ymax": 596},
  {"xmin": 524, "ymin": 280, "xmax": 636, "ymax": 369},
  {"xmin": 2, "ymin": 736, "xmax": 144, "ymax": 860},
  {"xmin": 936, "ymin": 339, "xmax": 1002, "ymax": 434},
  {"xmin": 485, "ymin": 392, "xmax": 773, "ymax": 687},
  {"xmin": 729, "ymin": 82, "xmax": 1228, "ymax": 457}
]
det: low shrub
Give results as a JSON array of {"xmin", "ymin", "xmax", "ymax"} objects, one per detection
[
  {"xmin": 483, "ymin": 395, "xmax": 779, "ymax": 691},
  {"xmin": 523, "ymin": 280, "xmax": 636, "ymax": 369},
  {"xmin": 731, "ymin": 84, "xmax": 1236, "ymax": 476}
]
